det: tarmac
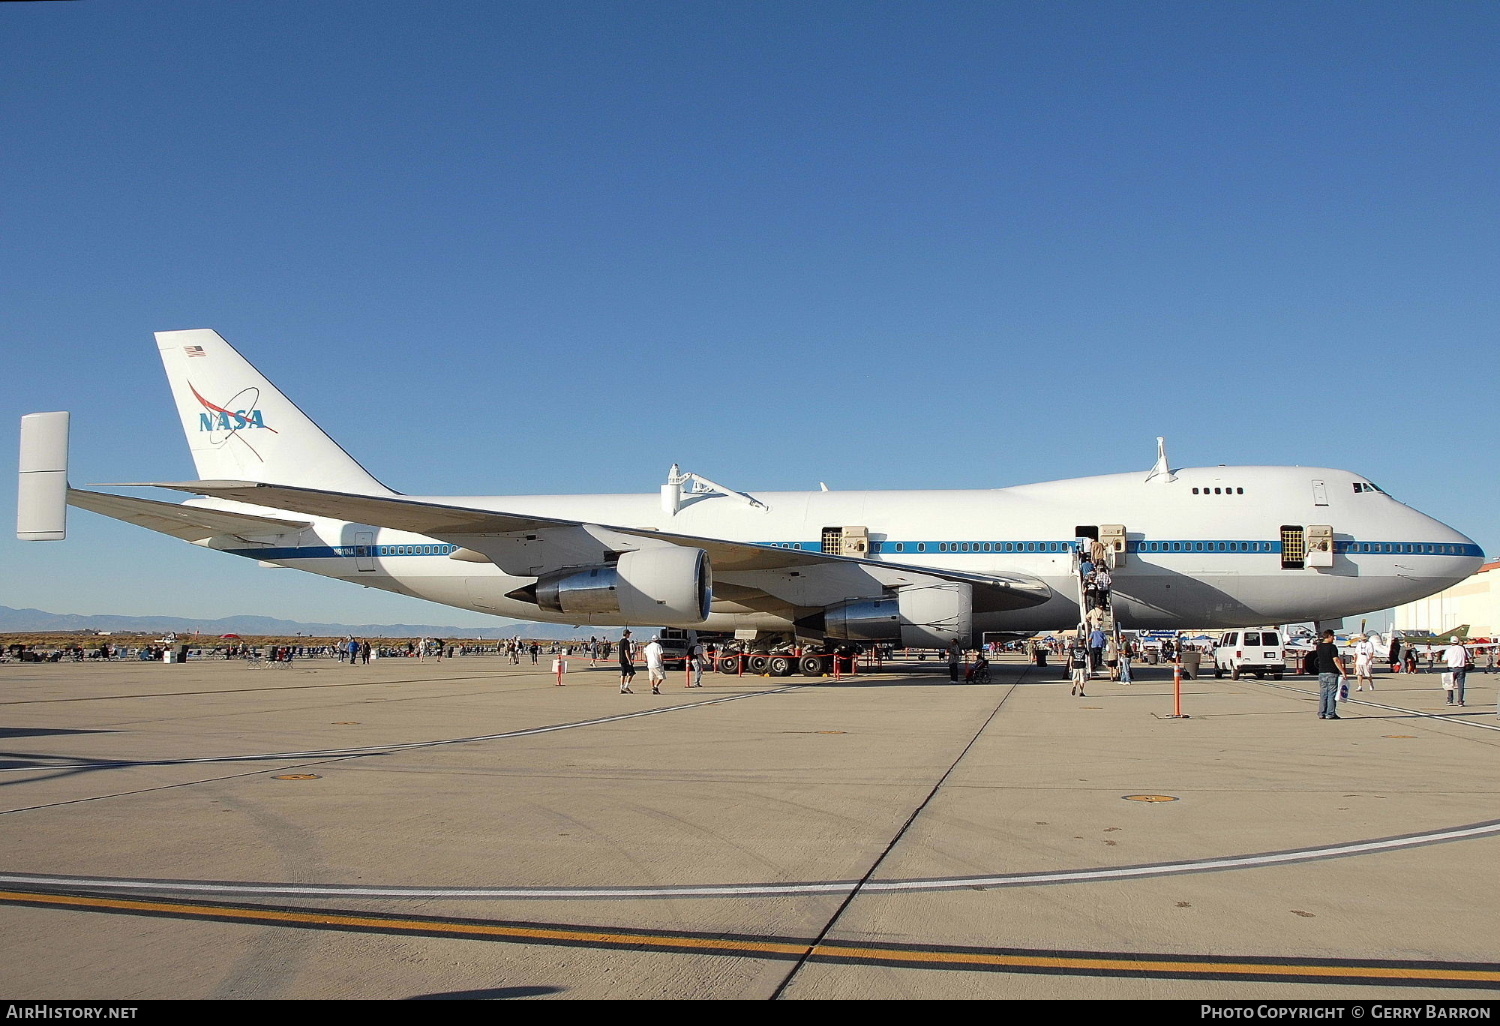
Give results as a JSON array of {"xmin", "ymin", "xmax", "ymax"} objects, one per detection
[{"xmin": 0, "ymin": 651, "xmax": 1497, "ymax": 1001}]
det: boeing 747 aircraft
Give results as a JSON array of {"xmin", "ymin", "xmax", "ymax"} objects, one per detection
[{"xmin": 16, "ymin": 330, "xmax": 1484, "ymax": 664}]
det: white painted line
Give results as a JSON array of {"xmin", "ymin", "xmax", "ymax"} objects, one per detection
[{"xmin": 7, "ymin": 818, "xmax": 1498, "ymax": 901}]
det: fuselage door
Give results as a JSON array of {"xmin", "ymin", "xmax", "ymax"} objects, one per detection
[
  {"xmin": 1099, "ymin": 524, "xmax": 1127, "ymax": 567},
  {"xmin": 354, "ymin": 531, "xmax": 376, "ymax": 572},
  {"xmin": 1306, "ymin": 524, "xmax": 1334, "ymax": 567},
  {"xmin": 1312, "ymin": 479, "xmax": 1329, "ymax": 506},
  {"xmin": 822, "ymin": 526, "xmax": 869, "ymax": 557},
  {"xmin": 1280, "ymin": 526, "xmax": 1305, "ymax": 570}
]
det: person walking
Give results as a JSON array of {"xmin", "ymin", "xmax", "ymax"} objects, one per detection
[
  {"xmin": 644, "ymin": 636, "xmax": 666, "ymax": 695},
  {"xmin": 1443, "ymin": 639, "xmax": 1469, "ymax": 707},
  {"xmin": 1353, "ymin": 635, "xmax": 1375, "ymax": 691},
  {"xmin": 947, "ymin": 639, "xmax": 962, "ymax": 683},
  {"xmin": 1093, "ymin": 566, "xmax": 1113, "ymax": 609},
  {"xmin": 1088, "ymin": 626, "xmax": 1106, "ymax": 677},
  {"xmin": 617, "ymin": 631, "xmax": 636, "ymax": 694},
  {"xmin": 1311, "ymin": 629, "xmax": 1349, "ymax": 720},
  {"xmin": 687, "ymin": 639, "xmax": 705, "ymax": 688},
  {"xmin": 1068, "ymin": 639, "xmax": 1090, "ymax": 697}
]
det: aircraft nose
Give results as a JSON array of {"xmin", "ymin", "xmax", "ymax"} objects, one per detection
[{"xmin": 1415, "ymin": 511, "xmax": 1484, "ymax": 585}]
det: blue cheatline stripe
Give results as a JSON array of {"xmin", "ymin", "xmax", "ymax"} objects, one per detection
[
  {"xmin": 227, "ymin": 540, "xmax": 1484, "ymax": 561},
  {"xmin": 225, "ymin": 544, "xmax": 461, "ymax": 560}
]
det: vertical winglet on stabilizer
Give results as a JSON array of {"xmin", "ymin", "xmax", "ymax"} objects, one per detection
[
  {"xmin": 155, "ymin": 329, "xmax": 393, "ymax": 495},
  {"xmin": 1144, "ymin": 436, "xmax": 1177, "ymax": 484},
  {"xmin": 18, "ymin": 412, "xmax": 69, "ymax": 540}
]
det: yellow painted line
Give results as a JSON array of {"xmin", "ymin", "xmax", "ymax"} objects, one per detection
[
  {"xmin": 4, "ymin": 889, "xmax": 1499, "ymax": 985},
  {"xmin": 0, "ymin": 890, "xmax": 811, "ymax": 957},
  {"xmin": 812, "ymin": 944, "xmax": 1500, "ymax": 983}
]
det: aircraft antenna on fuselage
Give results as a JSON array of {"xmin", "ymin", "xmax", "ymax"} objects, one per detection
[{"xmin": 1145, "ymin": 436, "xmax": 1177, "ymax": 484}]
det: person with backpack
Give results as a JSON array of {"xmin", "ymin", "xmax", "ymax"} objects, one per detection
[{"xmin": 1069, "ymin": 640, "xmax": 1090, "ymax": 697}]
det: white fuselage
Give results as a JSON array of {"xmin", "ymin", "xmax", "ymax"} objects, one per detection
[{"xmin": 208, "ymin": 465, "xmax": 1482, "ymax": 636}]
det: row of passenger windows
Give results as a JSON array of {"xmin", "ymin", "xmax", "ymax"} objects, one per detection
[
  {"xmin": 892, "ymin": 541, "xmax": 1067, "ymax": 553},
  {"xmin": 348, "ymin": 544, "xmax": 456, "ymax": 557},
  {"xmin": 1139, "ymin": 541, "xmax": 1271, "ymax": 552},
  {"xmin": 766, "ymin": 540, "xmax": 1467, "ymax": 555},
  {"xmin": 1191, "ymin": 487, "xmax": 1244, "ymax": 495}
]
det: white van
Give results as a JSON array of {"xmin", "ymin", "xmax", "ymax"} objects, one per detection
[{"xmin": 1214, "ymin": 629, "xmax": 1286, "ymax": 680}]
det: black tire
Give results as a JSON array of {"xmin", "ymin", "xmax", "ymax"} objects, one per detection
[
  {"xmin": 1230, "ymin": 666, "xmax": 1241, "ymax": 680},
  {"xmin": 1271, "ymin": 672, "xmax": 1284, "ymax": 680},
  {"xmin": 768, "ymin": 655, "xmax": 795, "ymax": 677},
  {"xmin": 799, "ymin": 655, "xmax": 828, "ymax": 677},
  {"xmin": 718, "ymin": 655, "xmax": 740, "ymax": 674},
  {"xmin": 746, "ymin": 654, "xmax": 771, "ymax": 675},
  {"xmin": 1215, "ymin": 666, "xmax": 1224, "ymax": 679}
]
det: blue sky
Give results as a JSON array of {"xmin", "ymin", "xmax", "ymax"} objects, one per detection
[{"xmin": 3, "ymin": 0, "xmax": 1496, "ymax": 627}]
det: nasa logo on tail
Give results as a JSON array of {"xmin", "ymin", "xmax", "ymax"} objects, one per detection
[{"xmin": 189, "ymin": 382, "xmax": 278, "ymax": 460}]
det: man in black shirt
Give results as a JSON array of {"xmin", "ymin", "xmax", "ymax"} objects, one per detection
[
  {"xmin": 1312, "ymin": 629, "xmax": 1349, "ymax": 720},
  {"xmin": 617, "ymin": 630, "xmax": 636, "ymax": 694}
]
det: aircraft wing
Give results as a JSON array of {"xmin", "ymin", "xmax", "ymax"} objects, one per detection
[
  {"xmin": 67, "ymin": 488, "xmax": 310, "ymax": 544},
  {"xmin": 131, "ymin": 480, "xmax": 1051, "ymax": 611}
]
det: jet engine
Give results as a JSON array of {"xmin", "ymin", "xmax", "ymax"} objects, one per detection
[
  {"xmin": 523, "ymin": 547, "xmax": 712, "ymax": 625},
  {"xmin": 820, "ymin": 582, "xmax": 972, "ymax": 648}
]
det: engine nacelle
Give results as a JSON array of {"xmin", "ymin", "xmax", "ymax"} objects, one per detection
[
  {"xmin": 823, "ymin": 582, "xmax": 972, "ymax": 648},
  {"xmin": 531, "ymin": 547, "xmax": 711, "ymax": 625}
]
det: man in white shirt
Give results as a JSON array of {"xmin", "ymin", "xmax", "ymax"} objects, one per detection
[
  {"xmin": 1443, "ymin": 641, "xmax": 1469, "ymax": 707},
  {"xmin": 644, "ymin": 637, "xmax": 666, "ymax": 695},
  {"xmin": 1353, "ymin": 636, "xmax": 1376, "ymax": 691}
]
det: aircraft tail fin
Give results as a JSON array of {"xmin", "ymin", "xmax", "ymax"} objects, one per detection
[{"xmin": 155, "ymin": 329, "xmax": 393, "ymax": 496}]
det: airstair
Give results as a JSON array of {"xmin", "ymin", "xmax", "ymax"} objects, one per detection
[{"xmin": 1072, "ymin": 539, "xmax": 1123, "ymax": 677}]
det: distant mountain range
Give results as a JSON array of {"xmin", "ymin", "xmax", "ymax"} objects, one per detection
[{"xmin": 0, "ymin": 605, "xmax": 616, "ymax": 640}]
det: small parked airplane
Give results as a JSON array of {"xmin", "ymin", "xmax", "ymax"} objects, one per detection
[
  {"xmin": 17, "ymin": 329, "xmax": 1484, "ymax": 669},
  {"xmin": 1394, "ymin": 624, "xmax": 1470, "ymax": 647}
]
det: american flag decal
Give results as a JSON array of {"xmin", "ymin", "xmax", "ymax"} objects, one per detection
[{"xmin": 184, "ymin": 345, "xmax": 206, "ymax": 358}]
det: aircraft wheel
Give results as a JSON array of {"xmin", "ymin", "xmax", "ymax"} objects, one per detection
[
  {"xmin": 767, "ymin": 655, "xmax": 795, "ymax": 677},
  {"xmin": 717, "ymin": 655, "xmax": 740, "ymax": 674},
  {"xmin": 799, "ymin": 655, "xmax": 828, "ymax": 677},
  {"xmin": 746, "ymin": 654, "xmax": 771, "ymax": 675}
]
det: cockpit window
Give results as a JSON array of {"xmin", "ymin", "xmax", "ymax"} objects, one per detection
[{"xmin": 1353, "ymin": 482, "xmax": 1386, "ymax": 494}]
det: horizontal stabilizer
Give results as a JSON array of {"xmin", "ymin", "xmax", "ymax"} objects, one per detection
[{"xmin": 68, "ymin": 489, "xmax": 310, "ymax": 543}]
